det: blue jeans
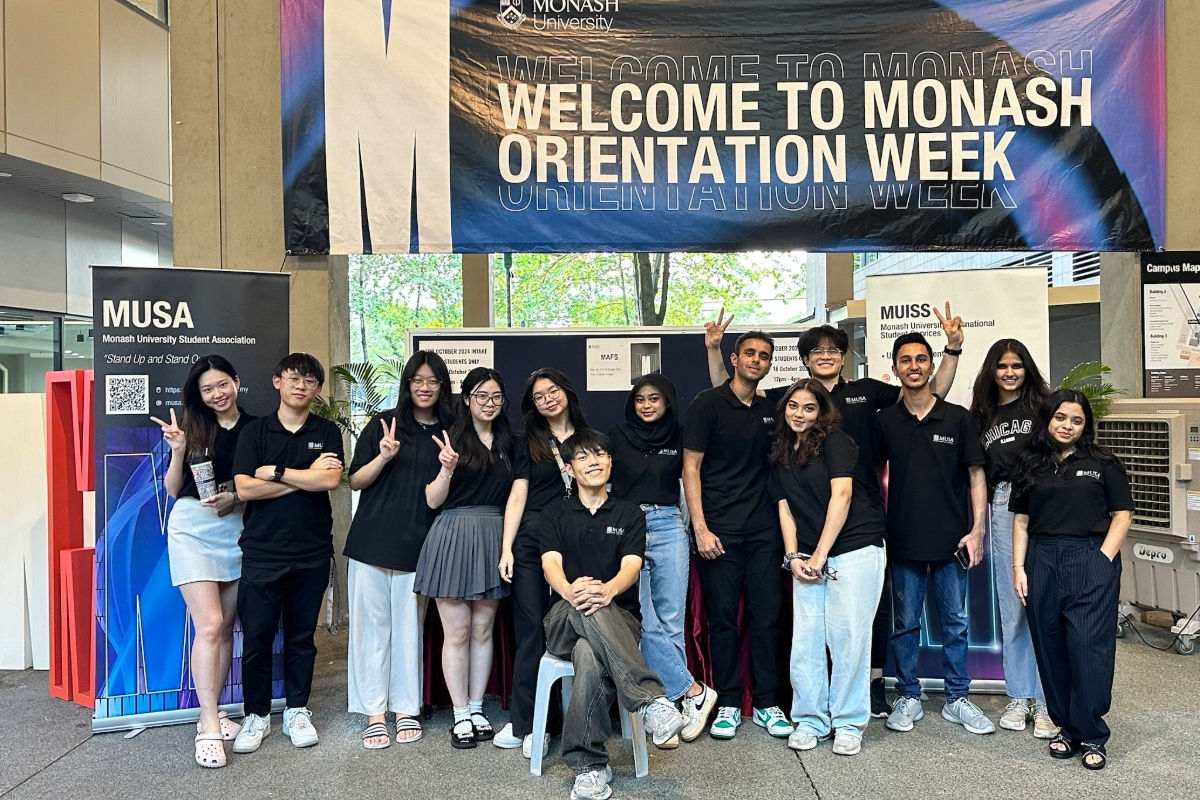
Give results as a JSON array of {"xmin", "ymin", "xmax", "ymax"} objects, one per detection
[
  {"xmin": 638, "ymin": 504, "xmax": 694, "ymax": 700},
  {"xmin": 990, "ymin": 483, "xmax": 1045, "ymax": 701},
  {"xmin": 790, "ymin": 545, "xmax": 885, "ymax": 738},
  {"xmin": 890, "ymin": 557, "xmax": 970, "ymax": 701}
]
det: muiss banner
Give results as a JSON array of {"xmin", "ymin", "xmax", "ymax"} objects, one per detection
[{"xmin": 282, "ymin": 0, "xmax": 1164, "ymax": 254}]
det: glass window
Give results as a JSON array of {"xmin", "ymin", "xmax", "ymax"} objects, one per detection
[{"xmin": 0, "ymin": 309, "xmax": 93, "ymax": 394}]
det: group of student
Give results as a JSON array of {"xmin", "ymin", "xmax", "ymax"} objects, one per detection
[{"xmin": 155, "ymin": 311, "xmax": 1133, "ymax": 799}]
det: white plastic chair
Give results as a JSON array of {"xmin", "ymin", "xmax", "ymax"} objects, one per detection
[{"xmin": 528, "ymin": 651, "xmax": 649, "ymax": 778}]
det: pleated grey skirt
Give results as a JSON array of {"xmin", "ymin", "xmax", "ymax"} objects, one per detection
[{"xmin": 413, "ymin": 506, "xmax": 509, "ymax": 601}]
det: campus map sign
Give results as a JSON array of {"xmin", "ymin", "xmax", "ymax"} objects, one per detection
[{"xmin": 281, "ymin": 0, "xmax": 1164, "ymax": 254}]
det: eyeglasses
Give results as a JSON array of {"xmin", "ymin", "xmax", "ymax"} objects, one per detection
[
  {"xmin": 410, "ymin": 377, "xmax": 442, "ymax": 389},
  {"xmin": 532, "ymin": 386, "xmax": 563, "ymax": 406},
  {"xmin": 471, "ymin": 392, "xmax": 505, "ymax": 406},
  {"xmin": 808, "ymin": 347, "xmax": 844, "ymax": 356},
  {"xmin": 282, "ymin": 375, "xmax": 319, "ymax": 389}
]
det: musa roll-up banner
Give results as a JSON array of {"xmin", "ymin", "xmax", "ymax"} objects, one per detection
[
  {"xmin": 91, "ymin": 267, "xmax": 289, "ymax": 731},
  {"xmin": 282, "ymin": 0, "xmax": 1164, "ymax": 255}
]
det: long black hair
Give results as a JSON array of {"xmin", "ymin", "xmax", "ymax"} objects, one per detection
[
  {"xmin": 1012, "ymin": 389, "xmax": 1118, "ymax": 495},
  {"xmin": 180, "ymin": 355, "xmax": 239, "ymax": 459},
  {"xmin": 392, "ymin": 350, "xmax": 455, "ymax": 442},
  {"xmin": 519, "ymin": 367, "xmax": 590, "ymax": 462},
  {"xmin": 769, "ymin": 378, "xmax": 842, "ymax": 468},
  {"xmin": 969, "ymin": 339, "xmax": 1051, "ymax": 432},
  {"xmin": 452, "ymin": 367, "xmax": 514, "ymax": 473}
]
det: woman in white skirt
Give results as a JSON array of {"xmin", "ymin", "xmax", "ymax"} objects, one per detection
[
  {"xmin": 415, "ymin": 367, "xmax": 514, "ymax": 749},
  {"xmin": 345, "ymin": 351, "xmax": 454, "ymax": 748},
  {"xmin": 152, "ymin": 355, "xmax": 253, "ymax": 769}
]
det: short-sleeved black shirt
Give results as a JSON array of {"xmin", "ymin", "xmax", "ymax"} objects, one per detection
[
  {"xmin": 768, "ymin": 429, "xmax": 886, "ymax": 557},
  {"xmin": 875, "ymin": 397, "xmax": 985, "ymax": 561},
  {"xmin": 979, "ymin": 400, "xmax": 1036, "ymax": 486},
  {"xmin": 233, "ymin": 411, "xmax": 345, "ymax": 567},
  {"xmin": 443, "ymin": 440, "xmax": 514, "ymax": 509},
  {"xmin": 176, "ymin": 409, "xmax": 255, "ymax": 499},
  {"xmin": 537, "ymin": 495, "xmax": 647, "ymax": 619},
  {"xmin": 514, "ymin": 433, "xmax": 573, "ymax": 512},
  {"xmin": 1009, "ymin": 449, "xmax": 1133, "ymax": 537},
  {"xmin": 343, "ymin": 412, "xmax": 443, "ymax": 572},
  {"xmin": 682, "ymin": 381, "xmax": 777, "ymax": 535},
  {"xmin": 607, "ymin": 423, "xmax": 682, "ymax": 506}
]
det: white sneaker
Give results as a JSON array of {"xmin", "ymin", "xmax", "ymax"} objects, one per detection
[
  {"xmin": 641, "ymin": 697, "xmax": 686, "ymax": 748},
  {"xmin": 709, "ymin": 706, "xmax": 741, "ymax": 739},
  {"xmin": 999, "ymin": 698, "xmax": 1032, "ymax": 731},
  {"xmin": 942, "ymin": 698, "xmax": 996, "ymax": 735},
  {"xmin": 1032, "ymin": 701, "xmax": 1059, "ymax": 739},
  {"xmin": 231, "ymin": 712, "xmax": 270, "ymax": 754},
  {"xmin": 570, "ymin": 768, "xmax": 613, "ymax": 800},
  {"xmin": 679, "ymin": 683, "xmax": 717, "ymax": 742},
  {"xmin": 831, "ymin": 731, "xmax": 862, "ymax": 756},
  {"xmin": 282, "ymin": 706, "xmax": 320, "ymax": 747},
  {"xmin": 886, "ymin": 696, "xmax": 923, "ymax": 732},
  {"xmin": 492, "ymin": 722, "xmax": 522, "ymax": 749},
  {"xmin": 787, "ymin": 729, "xmax": 819, "ymax": 751},
  {"xmin": 521, "ymin": 732, "xmax": 550, "ymax": 759}
]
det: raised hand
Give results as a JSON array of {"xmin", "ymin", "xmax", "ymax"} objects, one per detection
[
  {"xmin": 704, "ymin": 304, "xmax": 734, "ymax": 350},
  {"xmin": 378, "ymin": 416, "xmax": 399, "ymax": 461},
  {"xmin": 432, "ymin": 430, "xmax": 459, "ymax": 474},
  {"xmin": 149, "ymin": 408, "xmax": 186, "ymax": 453},
  {"xmin": 932, "ymin": 301, "xmax": 964, "ymax": 349}
]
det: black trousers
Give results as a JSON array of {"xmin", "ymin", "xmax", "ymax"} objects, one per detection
[
  {"xmin": 1025, "ymin": 535, "xmax": 1120, "ymax": 746},
  {"xmin": 237, "ymin": 559, "xmax": 331, "ymax": 717},
  {"xmin": 870, "ymin": 563, "xmax": 894, "ymax": 670},
  {"xmin": 508, "ymin": 519, "xmax": 553, "ymax": 737},
  {"xmin": 696, "ymin": 525, "xmax": 782, "ymax": 708}
]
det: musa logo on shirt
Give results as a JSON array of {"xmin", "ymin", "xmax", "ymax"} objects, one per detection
[
  {"xmin": 763, "ymin": 416, "xmax": 774, "ymax": 425},
  {"xmin": 1075, "ymin": 470, "xmax": 1102, "ymax": 481},
  {"xmin": 307, "ymin": 441, "xmax": 324, "ymax": 450},
  {"xmin": 658, "ymin": 448, "xmax": 678, "ymax": 456},
  {"xmin": 932, "ymin": 434, "xmax": 955, "ymax": 445},
  {"xmin": 843, "ymin": 395, "xmax": 868, "ymax": 405},
  {"xmin": 605, "ymin": 526, "xmax": 625, "ymax": 536}
]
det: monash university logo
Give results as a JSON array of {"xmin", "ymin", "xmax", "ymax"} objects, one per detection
[{"xmin": 498, "ymin": 0, "xmax": 527, "ymax": 30}]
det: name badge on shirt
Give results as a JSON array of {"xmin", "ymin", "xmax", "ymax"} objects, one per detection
[
  {"xmin": 1075, "ymin": 469, "xmax": 1102, "ymax": 481},
  {"xmin": 762, "ymin": 416, "xmax": 774, "ymax": 425},
  {"xmin": 932, "ymin": 434, "xmax": 955, "ymax": 445},
  {"xmin": 605, "ymin": 526, "xmax": 625, "ymax": 536},
  {"xmin": 307, "ymin": 441, "xmax": 324, "ymax": 450}
]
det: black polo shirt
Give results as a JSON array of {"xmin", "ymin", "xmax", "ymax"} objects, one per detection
[
  {"xmin": 515, "ymin": 433, "xmax": 573, "ymax": 512},
  {"xmin": 682, "ymin": 381, "xmax": 777, "ymax": 535},
  {"xmin": 177, "ymin": 409, "xmax": 255, "ymax": 499},
  {"xmin": 443, "ymin": 440, "xmax": 514, "ymax": 508},
  {"xmin": 768, "ymin": 429, "xmax": 886, "ymax": 557},
  {"xmin": 233, "ymin": 411, "xmax": 345, "ymax": 567},
  {"xmin": 875, "ymin": 396, "xmax": 985, "ymax": 561},
  {"xmin": 1009, "ymin": 448, "xmax": 1133, "ymax": 537},
  {"xmin": 538, "ymin": 495, "xmax": 647, "ymax": 619},
  {"xmin": 979, "ymin": 400, "xmax": 1035, "ymax": 486},
  {"xmin": 607, "ymin": 423, "xmax": 683, "ymax": 506},
  {"xmin": 344, "ymin": 412, "xmax": 443, "ymax": 572}
]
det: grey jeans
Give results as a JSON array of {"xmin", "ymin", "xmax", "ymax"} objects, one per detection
[{"xmin": 543, "ymin": 600, "xmax": 665, "ymax": 773}]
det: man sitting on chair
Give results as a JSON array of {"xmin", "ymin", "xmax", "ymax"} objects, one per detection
[{"xmin": 539, "ymin": 429, "xmax": 685, "ymax": 800}]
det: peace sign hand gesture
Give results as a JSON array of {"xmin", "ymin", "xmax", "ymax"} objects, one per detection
[
  {"xmin": 704, "ymin": 304, "xmax": 734, "ymax": 351},
  {"xmin": 932, "ymin": 301, "xmax": 964, "ymax": 349},
  {"xmin": 432, "ymin": 430, "xmax": 459, "ymax": 475},
  {"xmin": 149, "ymin": 408, "xmax": 186, "ymax": 454},
  {"xmin": 378, "ymin": 417, "xmax": 399, "ymax": 462}
]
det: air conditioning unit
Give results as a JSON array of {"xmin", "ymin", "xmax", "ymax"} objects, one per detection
[{"xmin": 1095, "ymin": 399, "xmax": 1200, "ymax": 654}]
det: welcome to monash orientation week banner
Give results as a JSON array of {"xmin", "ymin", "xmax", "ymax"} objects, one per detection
[{"xmin": 281, "ymin": 0, "xmax": 1164, "ymax": 255}]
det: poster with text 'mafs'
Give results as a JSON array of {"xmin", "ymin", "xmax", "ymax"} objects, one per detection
[
  {"xmin": 282, "ymin": 0, "xmax": 1164, "ymax": 254},
  {"xmin": 91, "ymin": 266, "xmax": 289, "ymax": 730}
]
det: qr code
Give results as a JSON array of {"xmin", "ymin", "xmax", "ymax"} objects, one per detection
[{"xmin": 106, "ymin": 374, "xmax": 149, "ymax": 415}]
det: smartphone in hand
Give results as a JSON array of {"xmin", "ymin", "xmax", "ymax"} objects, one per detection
[{"xmin": 954, "ymin": 545, "xmax": 971, "ymax": 570}]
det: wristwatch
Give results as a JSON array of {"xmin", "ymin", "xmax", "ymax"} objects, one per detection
[
  {"xmin": 943, "ymin": 346, "xmax": 963, "ymax": 356},
  {"xmin": 781, "ymin": 552, "xmax": 804, "ymax": 569},
  {"xmin": 272, "ymin": 465, "xmax": 285, "ymax": 482}
]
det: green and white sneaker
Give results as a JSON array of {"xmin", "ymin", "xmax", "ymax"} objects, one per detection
[
  {"xmin": 752, "ymin": 706, "xmax": 795, "ymax": 738},
  {"xmin": 709, "ymin": 706, "xmax": 741, "ymax": 739}
]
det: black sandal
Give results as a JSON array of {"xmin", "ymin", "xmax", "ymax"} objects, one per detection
[
  {"xmin": 470, "ymin": 712, "xmax": 494, "ymax": 742},
  {"xmin": 450, "ymin": 718, "xmax": 476, "ymax": 749},
  {"xmin": 1049, "ymin": 734, "xmax": 1079, "ymax": 759},
  {"xmin": 1080, "ymin": 742, "xmax": 1107, "ymax": 770}
]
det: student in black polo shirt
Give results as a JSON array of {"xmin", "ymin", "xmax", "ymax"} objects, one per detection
[
  {"xmin": 1010, "ymin": 390, "xmax": 1132, "ymax": 771},
  {"xmin": 705, "ymin": 310, "xmax": 964, "ymax": 716},
  {"xmin": 539, "ymin": 429, "xmax": 684, "ymax": 800},
  {"xmin": 683, "ymin": 330, "xmax": 793, "ymax": 740},
  {"xmin": 231, "ymin": 353, "xmax": 345, "ymax": 755},
  {"xmin": 874, "ymin": 333, "xmax": 993, "ymax": 737}
]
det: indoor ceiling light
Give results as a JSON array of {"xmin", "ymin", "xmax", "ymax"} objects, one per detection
[
  {"xmin": 62, "ymin": 192, "xmax": 94, "ymax": 203},
  {"xmin": 0, "ymin": 171, "xmax": 12, "ymax": 177},
  {"xmin": 150, "ymin": 221, "xmax": 168, "ymax": 226}
]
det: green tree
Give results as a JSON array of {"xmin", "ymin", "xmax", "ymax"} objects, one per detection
[{"xmin": 349, "ymin": 254, "xmax": 463, "ymax": 361}]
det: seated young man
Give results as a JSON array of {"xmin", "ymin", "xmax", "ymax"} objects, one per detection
[{"xmin": 539, "ymin": 429, "xmax": 685, "ymax": 800}]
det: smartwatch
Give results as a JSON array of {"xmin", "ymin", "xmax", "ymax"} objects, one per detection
[
  {"xmin": 943, "ymin": 346, "xmax": 962, "ymax": 356},
  {"xmin": 272, "ymin": 465, "xmax": 285, "ymax": 482}
]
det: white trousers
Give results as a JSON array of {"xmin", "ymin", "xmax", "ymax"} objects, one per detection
[{"xmin": 347, "ymin": 559, "xmax": 427, "ymax": 716}]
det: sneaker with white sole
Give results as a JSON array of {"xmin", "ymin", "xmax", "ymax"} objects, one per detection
[
  {"xmin": 709, "ymin": 706, "xmax": 741, "ymax": 739},
  {"xmin": 787, "ymin": 729, "xmax": 821, "ymax": 751},
  {"xmin": 752, "ymin": 706, "xmax": 795, "ymax": 737},
  {"xmin": 1032, "ymin": 701, "xmax": 1059, "ymax": 739},
  {"xmin": 642, "ymin": 697, "xmax": 686, "ymax": 748},
  {"xmin": 942, "ymin": 698, "xmax": 995, "ymax": 735},
  {"xmin": 570, "ymin": 768, "xmax": 612, "ymax": 800},
  {"xmin": 832, "ymin": 731, "xmax": 862, "ymax": 756},
  {"xmin": 999, "ymin": 698, "xmax": 1032, "ymax": 731},
  {"xmin": 231, "ymin": 712, "xmax": 271, "ymax": 754},
  {"xmin": 869, "ymin": 677, "xmax": 891, "ymax": 719},
  {"xmin": 521, "ymin": 732, "xmax": 550, "ymax": 759},
  {"xmin": 282, "ymin": 706, "xmax": 320, "ymax": 747},
  {"xmin": 492, "ymin": 722, "xmax": 522, "ymax": 749},
  {"xmin": 679, "ymin": 684, "xmax": 717, "ymax": 742},
  {"xmin": 886, "ymin": 696, "xmax": 923, "ymax": 732}
]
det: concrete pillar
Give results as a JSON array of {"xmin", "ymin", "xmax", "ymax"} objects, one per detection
[
  {"xmin": 462, "ymin": 253, "xmax": 494, "ymax": 327},
  {"xmin": 1099, "ymin": 253, "xmax": 1141, "ymax": 398}
]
